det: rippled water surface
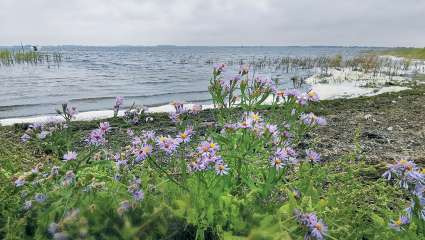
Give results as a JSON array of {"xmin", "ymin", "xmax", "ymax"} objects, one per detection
[{"xmin": 0, "ymin": 46, "xmax": 377, "ymax": 119}]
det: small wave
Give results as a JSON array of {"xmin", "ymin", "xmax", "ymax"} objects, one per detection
[{"xmin": 68, "ymin": 90, "xmax": 209, "ymax": 102}]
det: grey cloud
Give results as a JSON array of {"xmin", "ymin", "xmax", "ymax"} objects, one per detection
[{"xmin": 0, "ymin": 0, "xmax": 424, "ymax": 46}]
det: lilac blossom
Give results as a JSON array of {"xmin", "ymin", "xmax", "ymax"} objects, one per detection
[{"xmin": 63, "ymin": 151, "xmax": 77, "ymax": 161}]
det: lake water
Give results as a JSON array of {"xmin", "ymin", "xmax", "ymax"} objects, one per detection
[{"xmin": 0, "ymin": 46, "xmax": 378, "ymax": 119}]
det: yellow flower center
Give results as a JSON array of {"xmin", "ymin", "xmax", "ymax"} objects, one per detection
[
  {"xmin": 275, "ymin": 159, "xmax": 282, "ymax": 165},
  {"xmin": 315, "ymin": 223, "xmax": 322, "ymax": 230},
  {"xmin": 180, "ymin": 133, "xmax": 187, "ymax": 139},
  {"xmin": 395, "ymin": 219, "xmax": 402, "ymax": 226},
  {"xmin": 218, "ymin": 165, "xmax": 225, "ymax": 170},
  {"xmin": 210, "ymin": 143, "xmax": 216, "ymax": 148},
  {"xmin": 308, "ymin": 91, "xmax": 317, "ymax": 97}
]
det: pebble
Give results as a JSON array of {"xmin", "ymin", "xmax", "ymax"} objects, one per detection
[
  {"xmin": 364, "ymin": 114, "xmax": 372, "ymax": 120},
  {"xmin": 392, "ymin": 100, "xmax": 397, "ymax": 103},
  {"xmin": 387, "ymin": 126, "xmax": 393, "ymax": 131}
]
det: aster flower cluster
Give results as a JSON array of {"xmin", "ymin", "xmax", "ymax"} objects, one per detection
[
  {"xmin": 383, "ymin": 158, "xmax": 425, "ymax": 230},
  {"xmin": 278, "ymin": 89, "xmax": 320, "ymax": 105},
  {"xmin": 270, "ymin": 146, "xmax": 298, "ymax": 170},
  {"xmin": 123, "ymin": 104, "xmax": 148, "ymax": 125},
  {"xmin": 20, "ymin": 120, "xmax": 65, "ymax": 143},
  {"xmin": 294, "ymin": 209, "xmax": 328, "ymax": 240},
  {"xmin": 188, "ymin": 140, "xmax": 229, "ymax": 176},
  {"xmin": 128, "ymin": 177, "xmax": 144, "ymax": 201},
  {"xmin": 301, "ymin": 113, "xmax": 327, "ymax": 127},
  {"xmin": 168, "ymin": 101, "xmax": 189, "ymax": 123},
  {"xmin": 86, "ymin": 122, "xmax": 111, "ymax": 146}
]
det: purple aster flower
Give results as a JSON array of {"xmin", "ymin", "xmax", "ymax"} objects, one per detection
[
  {"xmin": 239, "ymin": 117, "xmax": 254, "ymax": 129},
  {"xmin": 48, "ymin": 222, "xmax": 60, "ymax": 235},
  {"xmin": 171, "ymin": 101, "xmax": 185, "ymax": 114},
  {"xmin": 99, "ymin": 122, "xmax": 111, "ymax": 133},
  {"xmin": 117, "ymin": 200, "xmax": 131, "ymax": 215},
  {"xmin": 157, "ymin": 136, "xmax": 179, "ymax": 154},
  {"xmin": 309, "ymin": 218, "xmax": 328, "ymax": 240},
  {"xmin": 20, "ymin": 133, "xmax": 31, "ymax": 143},
  {"xmin": 169, "ymin": 112, "xmax": 180, "ymax": 123},
  {"xmin": 389, "ymin": 216, "xmax": 410, "ymax": 231},
  {"xmin": 37, "ymin": 131, "xmax": 50, "ymax": 140},
  {"xmin": 197, "ymin": 140, "xmax": 219, "ymax": 155},
  {"xmin": 23, "ymin": 200, "xmax": 32, "ymax": 210},
  {"xmin": 63, "ymin": 151, "xmax": 77, "ymax": 161},
  {"xmin": 307, "ymin": 90, "xmax": 320, "ymax": 102},
  {"xmin": 266, "ymin": 124, "xmax": 279, "ymax": 135},
  {"xmin": 132, "ymin": 189, "xmax": 145, "ymax": 201},
  {"xmin": 215, "ymin": 162, "xmax": 230, "ymax": 176},
  {"xmin": 383, "ymin": 158, "xmax": 423, "ymax": 190},
  {"xmin": 301, "ymin": 113, "xmax": 327, "ymax": 126},
  {"xmin": 14, "ymin": 176, "xmax": 26, "ymax": 187},
  {"xmin": 34, "ymin": 193, "xmax": 47, "ymax": 203},
  {"xmin": 86, "ymin": 129, "xmax": 106, "ymax": 146},
  {"xmin": 306, "ymin": 149, "xmax": 321, "ymax": 163},
  {"xmin": 134, "ymin": 144, "xmax": 153, "ymax": 162},
  {"xmin": 65, "ymin": 106, "xmax": 78, "ymax": 119},
  {"xmin": 213, "ymin": 63, "xmax": 226, "ymax": 75},
  {"xmin": 127, "ymin": 128, "xmax": 134, "ymax": 137},
  {"xmin": 114, "ymin": 96, "xmax": 124, "ymax": 116},
  {"xmin": 270, "ymin": 157, "xmax": 286, "ymax": 170},
  {"xmin": 176, "ymin": 128, "xmax": 193, "ymax": 144},
  {"xmin": 142, "ymin": 130, "xmax": 156, "ymax": 141}
]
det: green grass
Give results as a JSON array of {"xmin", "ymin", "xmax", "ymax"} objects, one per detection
[{"xmin": 376, "ymin": 47, "xmax": 425, "ymax": 60}]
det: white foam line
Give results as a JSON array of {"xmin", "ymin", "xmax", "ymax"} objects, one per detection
[{"xmin": 0, "ymin": 104, "xmax": 216, "ymax": 126}]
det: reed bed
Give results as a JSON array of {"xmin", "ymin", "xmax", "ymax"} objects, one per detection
[{"xmin": 0, "ymin": 49, "xmax": 63, "ymax": 66}]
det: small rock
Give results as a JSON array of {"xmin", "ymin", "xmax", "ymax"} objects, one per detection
[
  {"xmin": 391, "ymin": 100, "xmax": 397, "ymax": 104},
  {"xmin": 364, "ymin": 114, "xmax": 372, "ymax": 120},
  {"xmin": 387, "ymin": 126, "xmax": 393, "ymax": 131}
]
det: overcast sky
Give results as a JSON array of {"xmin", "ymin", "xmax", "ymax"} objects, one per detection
[{"xmin": 0, "ymin": 0, "xmax": 424, "ymax": 47}]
